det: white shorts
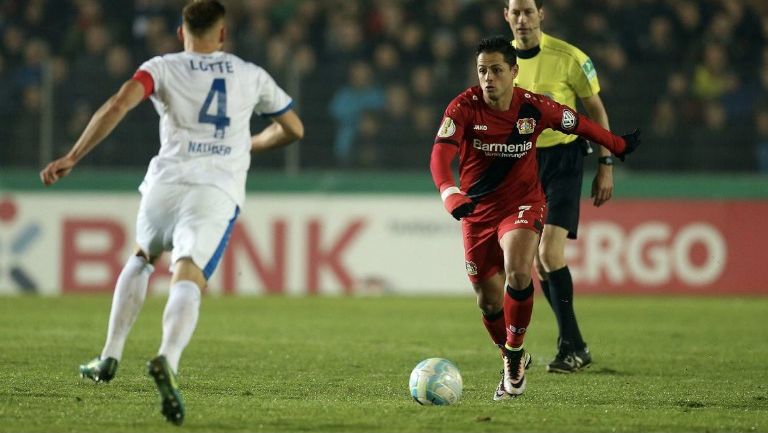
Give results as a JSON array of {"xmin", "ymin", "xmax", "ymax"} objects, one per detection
[{"xmin": 136, "ymin": 182, "xmax": 239, "ymax": 279}]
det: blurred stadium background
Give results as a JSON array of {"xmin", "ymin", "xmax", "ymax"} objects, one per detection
[
  {"xmin": 1, "ymin": 0, "xmax": 768, "ymax": 296},
  {"xmin": 3, "ymin": 0, "xmax": 768, "ymax": 171}
]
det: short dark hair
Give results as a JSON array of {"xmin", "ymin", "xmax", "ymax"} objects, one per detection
[
  {"xmin": 505, "ymin": 0, "xmax": 543, "ymax": 9},
  {"xmin": 476, "ymin": 35, "xmax": 517, "ymax": 67},
  {"xmin": 182, "ymin": 0, "xmax": 226, "ymax": 37}
]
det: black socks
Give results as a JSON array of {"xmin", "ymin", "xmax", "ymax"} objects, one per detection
[{"xmin": 544, "ymin": 266, "xmax": 585, "ymax": 350}]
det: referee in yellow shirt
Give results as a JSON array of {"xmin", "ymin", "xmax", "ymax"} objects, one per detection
[{"xmin": 505, "ymin": 0, "xmax": 612, "ymax": 373}]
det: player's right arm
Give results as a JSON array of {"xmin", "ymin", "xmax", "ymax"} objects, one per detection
[
  {"xmin": 250, "ymin": 109, "xmax": 304, "ymax": 154},
  {"xmin": 40, "ymin": 79, "xmax": 146, "ymax": 186},
  {"xmin": 430, "ymin": 97, "xmax": 475, "ymax": 221},
  {"xmin": 430, "ymin": 143, "xmax": 475, "ymax": 220}
]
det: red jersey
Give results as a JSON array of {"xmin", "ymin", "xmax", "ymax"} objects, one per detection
[{"xmin": 431, "ymin": 85, "xmax": 625, "ymax": 221}]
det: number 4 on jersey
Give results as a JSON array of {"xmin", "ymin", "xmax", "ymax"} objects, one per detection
[{"xmin": 199, "ymin": 78, "xmax": 230, "ymax": 139}]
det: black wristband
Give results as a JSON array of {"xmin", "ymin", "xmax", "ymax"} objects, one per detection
[{"xmin": 598, "ymin": 156, "xmax": 614, "ymax": 166}]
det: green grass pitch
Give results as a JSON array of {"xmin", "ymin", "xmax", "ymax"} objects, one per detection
[{"xmin": 1, "ymin": 294, "xmax": 766, "ymax": 432}]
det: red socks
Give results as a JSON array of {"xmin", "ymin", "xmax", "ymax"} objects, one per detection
[
  {"xmin": 482, "ymin": 308, "xmax": 506, "ymax": 346},
  {"xmin": 503, "ymin": 282, "xmax": 534, "ymax": 348}
]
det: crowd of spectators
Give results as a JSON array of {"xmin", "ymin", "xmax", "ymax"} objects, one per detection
[{"xmin": 1, "ymin": 0, "xmax": 767, "ymax": 172}]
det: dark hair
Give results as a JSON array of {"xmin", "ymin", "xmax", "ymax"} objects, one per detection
[
  {"xmin": 182, "ymin": 0, "xmax": 226, "ymax": 37},
  {"xmin": 505, "ymin": 0, "xmax": 543, "ymax": 9},
  {"xmin": 476, "ymin": 35, "xmax": 517, "ymax": 66}
]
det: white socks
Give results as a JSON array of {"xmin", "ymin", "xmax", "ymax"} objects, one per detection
[
  {"xmin": 158, "ymin": 280, "xmax": 201, "ymax": 374},
  {"xmin": 99, "ymin": 259, "xmax": 201, "ymax": 375},
  {"xmin": 101, "ymin": 256, "xmax": 154, "ymax": 361}
]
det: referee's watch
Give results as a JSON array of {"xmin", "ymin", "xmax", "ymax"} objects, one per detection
[{"xmin": 598, "ymin": 156, "xmax": 614, "ymax": 166}]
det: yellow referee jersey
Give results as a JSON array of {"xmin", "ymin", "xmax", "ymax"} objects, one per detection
[{"xmin": 512, "ymin": 33, "xmax": 600, "ymax": 148}]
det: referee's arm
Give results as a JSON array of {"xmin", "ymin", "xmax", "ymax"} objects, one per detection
[
  {"xmin": 581, "ymin": 94, "xmax": 610, "ymax": 148},
  {"xmin": 581, "ymin": 93, "xmax": 613, "ymax": 207}
]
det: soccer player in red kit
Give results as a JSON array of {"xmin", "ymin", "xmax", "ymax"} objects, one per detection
[{"xmin": 429, "ymin": 35, "xmax": 640, "ymax": 400}]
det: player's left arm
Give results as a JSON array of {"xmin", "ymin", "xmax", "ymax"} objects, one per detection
[
  {"xmin": 538, "ymin": 95, "xmax": 640, "ymax": 161},
  {"xmin": 250, "ymin": 109, "xmax": 305, "ymax": 153},
  {"xmin": 40, "ymin": 79, "xmax": 145, "ymax": 186},
  {"xmin": 581, "ymin": 93, "xmax": 613, "ymax": 207}
]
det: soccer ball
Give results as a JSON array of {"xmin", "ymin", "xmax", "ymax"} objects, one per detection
[{"xmin": 408, "ymin": 358, "xmax": 463, "ymax": 405}]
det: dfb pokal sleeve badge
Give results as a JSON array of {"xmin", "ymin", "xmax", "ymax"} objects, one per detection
[{"xmin": 438, "ymin": 117, "xmax": 456, "ymax": 138}]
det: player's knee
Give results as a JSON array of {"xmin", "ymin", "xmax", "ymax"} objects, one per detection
[
  {"xmin": 538, "ymin": 246, "xmax": 565, "ymax": 271},
  {"xmin": 172, "ymin": 258, "xmax": 207, "ymax": 289},
  {"xmin": 133, "ymin": 245, "xmax": 161, "ymax": 266},
  {"xmin": 476, "ymin": 297, "xmax": 502, "ymax": 315},
  {"xmin": 472, "ymin": 281, "xmax": 503, "ymax": 313},
  {"xmin": 134, "ymin": 247, "xmax": 150, "ymax": 261},
  {"xmin": 505, "ymin": 270, "xmax": 531, "ymax": 290}
]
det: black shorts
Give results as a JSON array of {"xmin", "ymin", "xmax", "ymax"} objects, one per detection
[{"xmin": 536, "ymin": 138, "xmax": 586, "ymax": 239}]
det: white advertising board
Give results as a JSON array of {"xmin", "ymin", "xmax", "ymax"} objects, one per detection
[{"xmin": 0, "ymin": 193, "xmax": 467, "ymax": 295}]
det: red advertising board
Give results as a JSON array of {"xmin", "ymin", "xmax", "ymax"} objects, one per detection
[{"xmin": 571, "ymin": 200, "xmax": 768, "ymax": 295}]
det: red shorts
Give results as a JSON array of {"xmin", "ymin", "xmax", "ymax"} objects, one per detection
[{"xmin": 461, "ymin": 201, "xmax": 546, "ymax": 283}]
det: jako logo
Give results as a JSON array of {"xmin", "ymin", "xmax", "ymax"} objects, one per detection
[{"xmin": 473, "ymin": 124, "xmax": 488, "ymax": 130}]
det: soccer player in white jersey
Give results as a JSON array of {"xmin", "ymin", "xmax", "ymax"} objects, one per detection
[{"xmin": 39, "ymin": 0, "xmax": 304, "ymax": 425}]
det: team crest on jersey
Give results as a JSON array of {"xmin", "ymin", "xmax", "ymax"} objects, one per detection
[
  {"xmin": 465, "ymin": 261, "xmax": 478, "ymax": 276},
  {"xmin": 561, "ymin": 109, "xmax": 577, "ymax": 131},
  {"xmin": 516, "ymin": 118, "xmax": 535, "ymax": 134},
  {"xmin": 437, "ymin": 117, "xmax": 456, "ymax": 138}
]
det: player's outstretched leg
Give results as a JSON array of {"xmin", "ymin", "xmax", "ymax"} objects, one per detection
[
  {"xmin": 79, "ymin": 356, "xmax": 118, "ymax": 383},
  {"xmin": 101, "ymin": 256, "xmax": 154, "ymax": 361},
  {"xmin": 147, "ymin": 355, "xmax": 185, "ymax": 425},
  {"xmin": 79, "ymin": 255, "xmax": 153, "ymax": 383}
]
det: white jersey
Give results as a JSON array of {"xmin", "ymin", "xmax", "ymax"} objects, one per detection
[{"xmin": 138, "ymin": 50, "xmax": 292, "ymax": 206}]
